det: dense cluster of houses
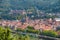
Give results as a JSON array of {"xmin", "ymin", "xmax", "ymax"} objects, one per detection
[
  {"xmin": 0, "ymin": 20, "xmax": 28, "ymax": 30},
  {"xmin": 25, "ymin": 18, "xmax": 60, "ymax": 30},
  {"xmin": 0, "ymin": 18, "xmax": 60, "ymax": 31}
]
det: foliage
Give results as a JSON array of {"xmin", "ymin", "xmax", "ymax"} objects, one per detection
[
  {"xmin": 27, "ymin": 26, "xmax": 34, "ymax": 30},
  {"xmin": 1, "ymin": 0, "xmax": 60, "ymax": 12},
  {"xmin": 0, "ymin": 0, "xmax": 60, "ymax": 20},
  {"xmin": 16, "ymin": 26, "xmax": 40, "ymax": 34},
  {"xmin": 0, "ymin": 26, "xmax": 59, "ymax": 40},
  {"xmin": 27, "ymin": 26, "xmax": 40, "ymax": 34},
  {"xmin": 41, "ymin": 30, "xmax": 58, "ymax": 37},
  {"xmin": 0, "ymin": 26, "xmax": 31, "ymax": 40},
  {"xmin": 57, "ymin": 30, "xmax": 60, "ymax": 38},
  {"xmin": 0, "ymin": 27, "xmax": 13, "ymax": 40},
  {"xmin": 26, "ymin": 29, "xmax": 40, "ymax": 34},
  {"xmin": 16, "ymin": 28, "xmax": 26, "ymax": 32}
]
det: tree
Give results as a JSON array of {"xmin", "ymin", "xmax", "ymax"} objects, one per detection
[
  {"xmin": 24, "ymin": 34, "xmax": 30, "ymax": 40},
  {"xmin": 41, "ymin": 30, "xmax": 58, "ymax": 37},
  {"xmin": 27, "ymin": 26, "xmax": 40, "ymax": 34},
  {"xmin": 0, "ymin": 27, "xmax": 13, "ymax": 40},
  {"xmin": 0, "ymin": 26, "xmax": 32, "ymax": 40}
]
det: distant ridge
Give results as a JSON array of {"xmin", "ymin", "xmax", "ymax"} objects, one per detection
[{"xmin": 0, "ymin": 0, "xmax": 60, "ymax": 13}]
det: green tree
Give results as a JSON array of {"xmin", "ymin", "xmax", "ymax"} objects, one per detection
[
  {"xmin": 24, "ymin": 34, "xmax": 30, "ymax": 40},
  {"xmin": 41, "ymin": 30, "xmax": 58, "ymax": 37},
  {"xmin": 0, "ymin": 27, "xmax": 13, "ymax": 40}
]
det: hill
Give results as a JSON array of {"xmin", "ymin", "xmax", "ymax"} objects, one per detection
[{"xmin": 0, "ymin": 0, "xmax": 60, "ymax": 13}]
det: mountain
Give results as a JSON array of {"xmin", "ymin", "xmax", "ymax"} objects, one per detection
[{"xmin": 0, "ymin": 0, "xmax": 60, "ymax": 13}]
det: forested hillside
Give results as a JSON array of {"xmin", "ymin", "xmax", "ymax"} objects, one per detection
[
  {"xmin": 0, "ymin": 0, "xmax": 60, "ymax": 13},
  {"xmin": 0, "ymin": 0, "xmax": 60, "ymax": 20}
]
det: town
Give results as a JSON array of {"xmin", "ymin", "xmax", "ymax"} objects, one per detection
[
  {"xmin": 0, "ymin": 18, "xmax": 60, "ymax": 31},
  {"xmin": 0, "ymin": 0, "xmax": 60, "ymax": 40}
]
